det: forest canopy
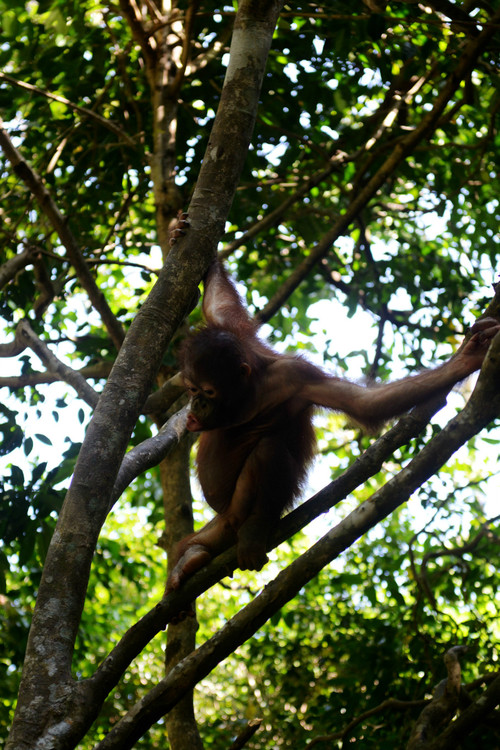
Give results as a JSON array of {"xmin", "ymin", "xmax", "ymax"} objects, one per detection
[{"xmin": 1, "ymin": 2, "xmax": 500, "ymax": 749}]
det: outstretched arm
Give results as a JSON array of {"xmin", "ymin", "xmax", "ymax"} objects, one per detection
[{"xmin": 302, "ymin": 318, "xmax": 500, "ymax": 426}]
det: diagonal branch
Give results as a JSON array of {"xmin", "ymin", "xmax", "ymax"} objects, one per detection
[
  {"xmin": 142, "ymin": 371, "xmax": 185, "ymax": 413},
  {"xmin": 14, "ymin": 320, "xmax": 99, "ymax": 407},
  {"xmin": 220, "ymin": 157, "xmax": 349, "ymax": 261},
  {"xmin": 169, "ymin": 0, "xmax": 200, "ymax": 95},
  {"xmin": 109, "ymin": 405, "xmax": 189, "ymax": 508},
  {"xmin": 0, "ymin": 121, "xmax": 125, "ymax": 350},
  {"xmin": 258, "ymin": 11, "xmax": 500, "ymax": 322},
  {"xmin": 222, "ymin": 61, "xmax": 428, "ymax": 265},
  {"xmin": 118, "ymin": 0, "xmax": 157, "ymax": 71},
  {"xmin": 0, "ymin": 73, "xmax": 137, "ymax": 147}
]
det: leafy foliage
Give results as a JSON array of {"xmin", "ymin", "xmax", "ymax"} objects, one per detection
[{"xmin": 1, "ymin": 1, "xmax": 500, "ymax": 748}]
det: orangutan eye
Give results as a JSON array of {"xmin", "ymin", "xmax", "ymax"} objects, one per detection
[{"xmin": 184, "ymin": 379, "xmax": 199, "ymax": 396}]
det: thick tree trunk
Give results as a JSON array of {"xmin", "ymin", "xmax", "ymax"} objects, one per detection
[{"xmin": 6, "ymin": 2, "xmax": 284, "ymax": 748}]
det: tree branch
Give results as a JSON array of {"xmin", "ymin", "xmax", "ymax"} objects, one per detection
[
  {"xmin": 0, "ymin": 244, "xmax": 36, "ymax": 290},
  {"xmin": 306, "ymin": 697, "xmax": 428, "ymax": 747},
  {"xmin": 258, "ymin": 12, "xmax": 500, "ymax": 321},
  {"xmin": 228, "ymin": 719, "xmax": 262, "ymax": 750},
  {"xmin": 14, "ymin": 320, "xmax": 99, "ymax": 407},
  {"xmin": 0, "ymin": 122, "xmax": 126, "ymax": 349},
  {"xmin": 407, "ymin": 646, "xmax": 471, "ymax": 750},
  {"xmin": 427, "ymin": 673, "xmax": 500, "ymax": 749},
  {"xmin": 109, "ymin": 405, "xmax": 189, "ymax": 508},
  {"xmin": 169, "ymin": 0, "xmax": 200, "ymax": 96},
  {"xmin": 118, "ymin": 0, "xmax": 157, "ymax": 70},
  {"xmin": 142, "ymin": 372, "xmax": 186, "ymax": 414},
  {"xmin": 0, "ymin": 72, "xmax": 137, "ymax": 147},
  {"xmin": 220, "ymin": 156, "xmax": 350, "ymax": 262},
  {"xmin": 0, "ymin": 362, "xmax": 112, "ymax": 387}
]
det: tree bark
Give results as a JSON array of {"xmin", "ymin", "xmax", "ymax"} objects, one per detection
[
  {"xmin": 6, "ymin": 2, "xmax": 284, "ymax": 748},
  {"xmin": 161, "ymin": 437, "xmax": 204, "ymax": 750}
]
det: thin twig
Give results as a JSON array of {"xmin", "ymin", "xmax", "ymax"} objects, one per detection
[
  {"xmin": 0, "ymin": 72, "xmax": 137, "ymax": 147},
  {"xmin": 0, "ymin": 121, "xmax": 125, "ymax": 349}
]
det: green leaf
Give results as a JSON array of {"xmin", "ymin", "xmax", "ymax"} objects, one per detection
[
  {"xmin": 2, "ymin": 10, "xmax": 19, "ymax": 37},
  {"xmin": 34, "ymin": 434, "xmax": 53, "ymax": 446}
]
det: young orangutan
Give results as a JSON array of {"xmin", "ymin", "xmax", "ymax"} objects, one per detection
[{"xmin": 167, "ymin": 257, "xmax": 500, "ymax": 590}]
